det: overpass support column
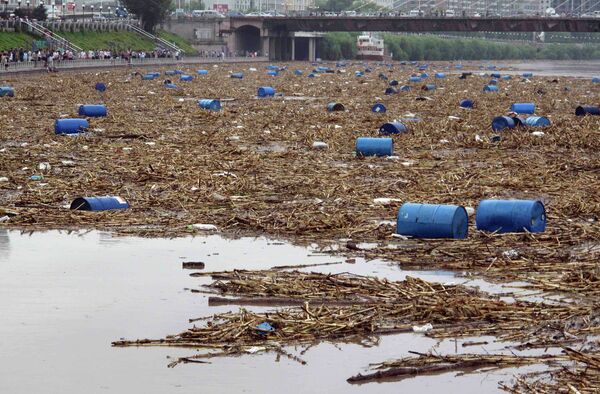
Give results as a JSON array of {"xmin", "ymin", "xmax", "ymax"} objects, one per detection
[
  {"xmin": 308, "ymin": 37, "xmax": 316, "ymax": 62},
  {"xmin": 261, "ymin": 36, "xmax": 269, "ymax": 57},
  {"xmin": 291, "ymin": 37, "xmax": 295, "ymax": 61}
]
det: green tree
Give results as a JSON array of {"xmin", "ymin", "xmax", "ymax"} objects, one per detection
[
  {"xmin": 316, "ymin": 0, "xmax": 354, "ymax": 12},
  {"xmin": 122, "ymin": 0, "xmax": 171, "ymax": 33},
  {"xmin": 32, "ymin": 4, "xmax": 47, "ymax": 21}
]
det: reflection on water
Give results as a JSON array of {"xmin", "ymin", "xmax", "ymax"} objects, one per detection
[
  {"xmin": 0, "ymin": 229, "xmax": 9, "ymax": 260},
  {"xmin": 0, "ymin": 230, "xmax": 533, "ymax": 394}
]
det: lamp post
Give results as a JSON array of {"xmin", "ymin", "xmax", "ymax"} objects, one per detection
[
  {"xmin": 90, "ymin": 4, "xmax": 94, "ymax": 19},
  {"xmin": 26, "ymin": 0, "xmax": 30, "ymax": 12},
  {"xmin": 82, "ymin": 3, "xmax": 85, "ymax": 20},
  {"xmin": 108, "ymin": 5, "xmax": 111, "ymax": 19},
  {"xmin": 17, "ymin": 0, "xmax": 22, "ymax": 11}
]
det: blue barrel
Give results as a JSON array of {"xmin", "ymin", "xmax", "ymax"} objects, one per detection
[
  {"xmin": 501, "ymin": 75, "xmax": 512, "ymax": 80},
  {"xmin": 459, "ymin": 99, "xmax": 474, "ymax": 109},
  {"xmin": 267, "ymin": 71, "xmax": 278, "ymax": 76},
  {"xmin": 476, "ymin": 199, "xmax": 546, "ymax": 234},
  {"xmin": 525, "ymin": 116, "xmax": 551, "ymax": 127},
  {"xmin": 422, "ymin": 84, "xmax": 436, "ymax": 91},
  {"xmin": 197, "ymin": 69, "xmax": 208, "ymax": 75},
  {"xmin": 95, "ymin": 83, "xmax": 106, "ymax": 92},
  {"xmin": 355, "ymin": 71, "xmax": 364, "ymax": 77},
  {"xmin": 165, "ymin": 70, "xmax": 177, "ymax": 76},
  {"xmin": 592, "ymin": 76, "xmax": 600, "ymax": 83},
  {"xmin": 230, "ymin": 73, "xmax": 244, "ymax": 79},
  {"xmin": 576, "ymin": 105, "xmax": 600, "ymax": 116},
  {"xmin": 266, "ymin": 65, "xmax": 279, "ymax": 70},
  {"xmin": 490, "ymin": 73, "xmax": 501, "ymax": 79},
  {"xmin": 455, "ymin": 64, "xmax": 463, "ymax": 69},
  {"xmin": 55, "ymin": 118, "xmax": 89, "ymax": 135},
  {"xmin": 257, "ymin": 86, "xmax": 275, "ymax": 97},
  {"xmin": 421, "ymin": 73, "xmax": 429, "ymax": 78},
  {"xmin": 400, "ymin": 85, "xmax": 411, "ymax": 92},
  {"xmin": 487, "ymin": 65, "xmax": 497, "ymax": 70},
  {"xmin": 142, "ymin": 74, "xmax": 156, "ymax": 80},
  {"xmin": 379, "ymin": 122, "xmax": 407, "ymax": 135},
  {"xmin": 419, "ymin": 64, "xmax": 428, "ymax": 70},
  {"xmin": 511, "ymin": 103, "xmax": 535, "ymax": 114},
  {"xmin": 492, "ymin": 116, "xmax": 516, "ymax": 132},
  {"xmin": 165, "ymin": 83, "xmax": 178, "ymax": 89},
  {"xmin": 489, "ymin": 79, "xmax": 498, "ymax": 85},
  {"xmin": 327, "ymin": 102, "xmax": 345, "ymax": 112},
  {"xmin": 396, "ymin": 203, "xmax": 468, "ymax": 239},
  {"xmin": 409, "ymin": 76, "xmax": 421, "ymax": 83},
  {"xmin": 0, "ymin": 86, "xmax": 15, "ymax": 97},
  {"xmin": 512, "ymin": 116, "xmax": 527, "ymax": 127},
  {"xmin": 79, "ymin": 104, "xmax": 107, "ymax": 117},
  {"xmin": 389, "ymin": 80, "xmax": 399, "ymax": 86},
  {"xmin": 356, "ymin": 137, "xmax": 393, "ymax": 157},
  {"xmin": 435, "ymin": 72, "xmax": 445, "ymax": 78},
  {"xmin": 522, "ymin": 72, "xmax": 533, "ymax": 78},
  {"xmin": 180, "ymin": 75, "xmax": 193, "ymax": 81},
  {"xmin": 198, "ymin": 99, "xmax": 221, "ymax": 111},
  {"xmin": 70, "ymin": 196, "xmax": 130, "ymax": 211},
  {"xmin": 174, "ymin": 70, "xmax": 184, "ymax": 75},
  {"xmin": 484, "ymin": 85, "xmax": 498, "ymax": 92},
  {"xmin": 385, "ymin": 87, "xmax": 398, "ymax": 95},
  {"xmin": 371, "ymin": 103, "xmax": 387, "ymax": 113},
  {"xmin": 308, "ymin": 73, "xmax": 316, "ymax": 78},
  {"xmin": 294, "ymin": 70, "xmax": 303, "ymax": 76}
]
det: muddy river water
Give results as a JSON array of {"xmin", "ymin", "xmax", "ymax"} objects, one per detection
[
  {"xmin": 1, "ymin": 59, "xmax": 588, "ymax": 393},
  {"xmin": 0, "ymin": 230, "xmax": 547, "ymax": 394}
]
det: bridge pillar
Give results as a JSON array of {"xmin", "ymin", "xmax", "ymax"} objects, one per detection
[
  {"xmin": 291, "ymin": 38, "xmax": 295, "ymax": 61},
  {"xmin": 308, "ymin": 37, "xmax": 316, "ymax": 62}
]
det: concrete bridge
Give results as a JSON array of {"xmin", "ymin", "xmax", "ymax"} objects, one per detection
[{"xmin": 166, "ymin": 16, "xmax": 600, "ymax": 61}]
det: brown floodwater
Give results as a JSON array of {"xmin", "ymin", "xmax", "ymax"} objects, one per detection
[{"xmin": 0, "ymin": 230, "xmax": 551, "ymax": 394}]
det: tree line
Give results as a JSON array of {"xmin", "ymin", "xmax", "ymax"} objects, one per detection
[{"xmin": 317, "ymin": 32, "xmax": 600, "ymax": 61}]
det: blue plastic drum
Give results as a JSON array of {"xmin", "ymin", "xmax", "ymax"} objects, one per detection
[
  {"xmin": 576, "ymin": 105, "xmax": 600, "ymax": 116},
  {"xmin": 79, "ymin": 104, "xmax": 107, "ymax": 117},
  {"xmin": 511, "ymin": 103, "xmax": 535, "ymax": 114},
  {"xmin": 476, "ymin": 199, "xmax": 546, "ymax": 233},
  {"xmin": 0, "ymin": 87, "xmax": 15, "ymax": 97},
  {"xmin": 372, "ymin": 103, "xmax": 387, "ymax": 113},
  {"xmin": 356, "ymin": 137, "xmax": 393, "ymax": 157},
  {"xmin": 180, "ymin": 75, "xmax": 193, "ymax": 81},
  {"xmin": 70, "ymin": 196, "xmax": 130, "ymax": 211},
  {"xmin": 379, "ymin": 122, "xmax": 407, "ymax": 135},
  {"xmin": 327, "ymin": 102, "xmax": 345, "ymax": 112},
  {"xmin": 435, "ymin": 72, "xmax": 446, "ymax": 78},
  {"xmin": 484, "ymin": 85, "xmax": 498, "ymax": 92},
  {"xmin": 198, "ymin": 99, "xmax": 221, "ymax": 111},
  {"xmin": 397, "ymin": 203, "xmax": 468, "ymax": 239},
  {"xmin": 492, "ymin": 116, "xmax": 516, "ymax": 132},
  {"xmin": 230, "ymin": 73, "xmax": 244, "ymax": 79},
  {"xmin": 460, "ymin": 99, "xmax": 474, "ymax": 109},
  {"xmin": 197, "ymin": 69, "xmax": 208, "ymax": 75},
  {"xmin": 95, "ymin": 83, "xmax": 106, "ymax": 92},
  {"xmin": 525, "ymin": 116, "xmax": 551, "ymax": 127},
  {"xmin": 257, "ymin": 86, "xmax": 275, "ymax": 97},
  {"xmin": 55, "ymin": 119, "xmax": 89, "ymax": 135}
]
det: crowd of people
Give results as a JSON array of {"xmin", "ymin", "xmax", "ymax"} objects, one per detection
[
  {"xmin": 1, "ymin": 44, "xmax": 263, "ymax": 71},
  {"xmin": 1, "ymin": 47, "xmax": 186, "ymax": 71}
]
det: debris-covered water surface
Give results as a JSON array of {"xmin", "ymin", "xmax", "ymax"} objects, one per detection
[{"xmin": 1, "ymin": 61, "xmax": 600, "ymax": 392}]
